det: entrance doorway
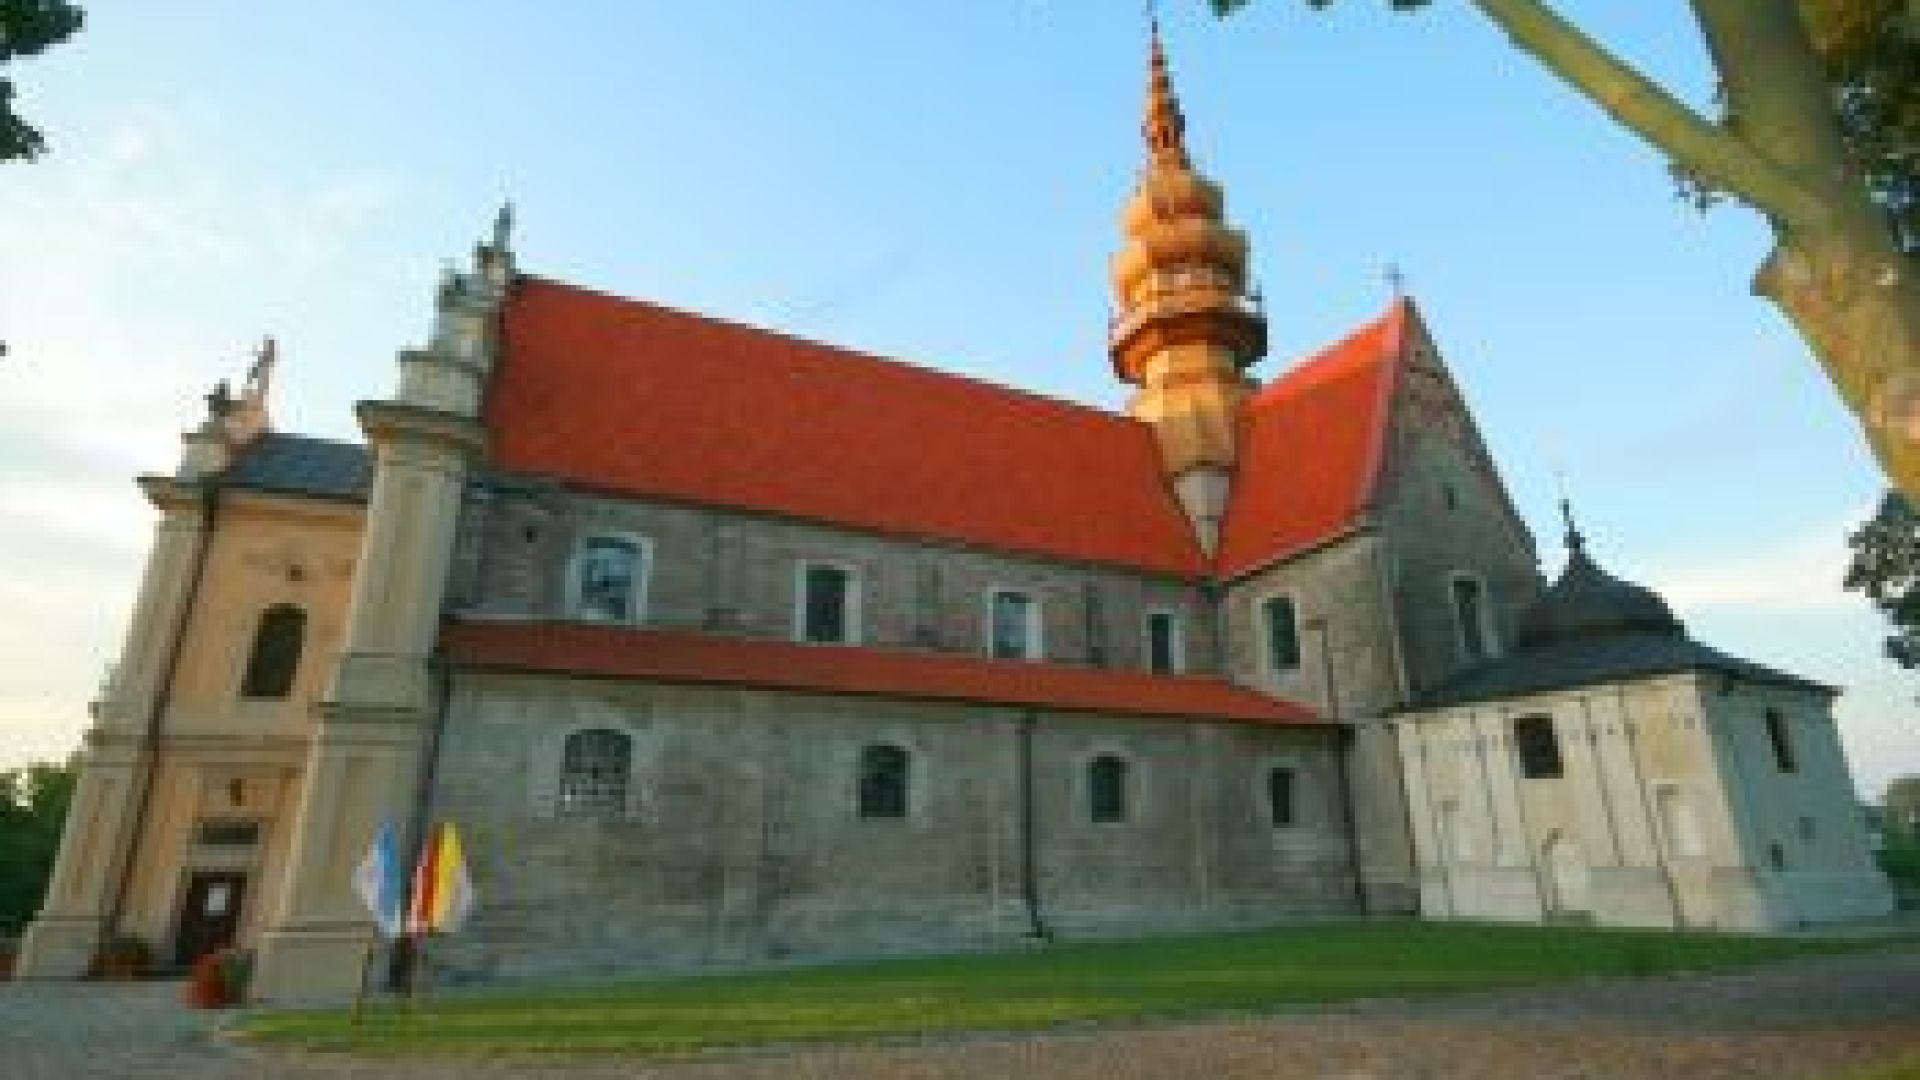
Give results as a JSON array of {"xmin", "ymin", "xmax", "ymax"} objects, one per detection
[{"xmin": 173, "ymin": 871, "xmax": 247, "ymax": 968}]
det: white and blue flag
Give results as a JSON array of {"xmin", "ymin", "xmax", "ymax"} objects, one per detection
[{"xmin": 352, "ymin": 819, "xmax": 408, "ymax": 938}]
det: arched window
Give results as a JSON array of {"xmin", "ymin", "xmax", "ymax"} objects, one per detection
[
  {"xmin": 1088, "ymin": 755, "xmax": 1129, "ymax": 823},
  {"xmin": 857, "ymin": 744, "xmax": 910, "ymax": 819},
  {"xmin": 558, "ymin": 728, "xmax": 632, "ymax": 819},
  {"xmin": 1764, "ymin": 708, "xmax": 1798, "ymax": 773},
  {"xmin": 1512, "ymin": 714, "xmax": 1563, "ymax": 779},
  {"xmin": 1261, "ymin": 595, "xmax": 1301, "ymax": 673},
  {"xmin": 1267, "ymin": 767, "xmax": 1297, "ymax": 827},
  {"xmin": 572, "ymin": 535, "xmax": 647, "ymax": 623},
  {"xmin": 240, "ymin": 605, "xmax": 306, "ymax": 699},
  {"xmin": 1450, "ymin": 574, "xmax": 1495, "ymax": 662}
]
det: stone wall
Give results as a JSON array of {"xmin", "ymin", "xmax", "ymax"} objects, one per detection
[
  {"xmin": 1370, "ymin": 323, "xmax": 1540, "ymax": 699},
  {"xmin": 1219, "ymin": 532, "xmax": 1414, "ymax": 912},
  {"xmin": 425, "ymin": 672, "xmax": 1355, "ymax": 981},
  {"xmin": 453, "ymin": 483, "xmax": 1216, "ymax": 676}
]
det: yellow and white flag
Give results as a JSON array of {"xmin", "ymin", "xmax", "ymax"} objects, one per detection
[{"xmin": 407, "ymin": 822, "xmax": 475, "ymax": 935}]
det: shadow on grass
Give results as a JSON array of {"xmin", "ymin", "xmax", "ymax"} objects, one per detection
[{"xmin": 235, "ymin": 921, "xmax": 1893, "ymax": 1060}]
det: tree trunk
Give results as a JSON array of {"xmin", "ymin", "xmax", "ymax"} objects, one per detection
[
  {"xmin": 1759, "ymin": 231, "xmax": 1920, "ymax": 494},
  {"xmin": 1692, "ymin": 0, "xmax": 1920, "ymax": 495}
]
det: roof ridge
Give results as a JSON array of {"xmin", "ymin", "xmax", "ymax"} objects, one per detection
[{"xmin": 515, "ymin": 275, "xmax": 1141, "ymax": 429}]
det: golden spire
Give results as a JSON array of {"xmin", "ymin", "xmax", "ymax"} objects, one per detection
[
  {"xmin": 1145, "ymin": 19, "xmax": 1189, "ymax": 168},
  {"xmin": 1108, "ymin": 19, "xmax": 1269, "ymax": 550}
]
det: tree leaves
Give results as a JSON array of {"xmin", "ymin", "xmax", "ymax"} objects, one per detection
[
  {"xmin": 0, "ymin": 758, "xmax": 75, "ymax": 936},
  {"xmin": 1844, "ymin": 492, "xmax": 1920, "ymax": 671},
  {"xmin": 0, "ymin": 0, "xmax": 84, "ymax": 163}
]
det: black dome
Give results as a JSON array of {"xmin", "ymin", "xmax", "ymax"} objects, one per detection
[{"xmin": 1513, "ymin": 533, "xmax": 1684, "ymax": 650}]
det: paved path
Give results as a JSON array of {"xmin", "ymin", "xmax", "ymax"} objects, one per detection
[{"xmin": 4, "ymin": 946, "xmax": 1919, "ymax": 1079}]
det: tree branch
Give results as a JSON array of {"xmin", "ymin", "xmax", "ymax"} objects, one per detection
[{"xmin": 1468, "ymin": 0, "xmax": 1831, "ymax": 230}]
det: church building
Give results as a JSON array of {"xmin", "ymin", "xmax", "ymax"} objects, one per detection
[{"xmin": 17, "ymin": 29, "xmax": 1889, "ymax": 1000}]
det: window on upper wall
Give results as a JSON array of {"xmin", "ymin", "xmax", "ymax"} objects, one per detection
[
  {"xmin": 558, "ymin": 727, "xmax": 632, "ymax": 819},
  {"xmin": 857, "ymin": 744, "xmax": 911, "ymax": 819},
  {"xmin": 1512, "ymin": 714, "xmax": 1564, "ymax": 779},
  {"xmin": 1267, "ymin": 767, "xmax": 1297, "ymax": 827},
  {"xmin": 988, "ymin": 589, "xmax": 1040, "ymax": 660},
  {"xmin": 1765, "ymin": 708, "xmax": 1798, "ymax": 773},
  {"xmin": 1088, "ymin": 755, "xmax": 1129, "ymax": 823},
  {"xmin": 1450, "ymin": 575, "xmax": 1495, "ymax": 662},
  {"xmin": 1261, "ymin": 595, "xmax": 1300, "ymax": 673},
  {"xmin": 797, "ymin": 561, "xmax": 857, "ymax": 644},
  {"xmin": 240, "ymin": 604, "xmax": 306, "ymax": 699},
  {"xmin": 1145, "ymin": 611, "xmax": 1181, "ymax": 674},
  {"xmin": 572, "ymin": 535, "xmax": 648, "ymax": 623}
]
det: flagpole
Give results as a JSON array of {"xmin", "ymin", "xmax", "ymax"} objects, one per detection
[{"xmin": 350, "ymin": 933, "xmax": 377, "ymax": 1027}]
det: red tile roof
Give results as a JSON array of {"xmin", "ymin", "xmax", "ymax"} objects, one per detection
[
  {"xmin": 442, "ymin": 620, "xmax": 1322, "ymax": 727},
  {"xmin": 1215, "ymin": 300, "xmax": 1408, "ymax": 579},
  {"xmin": 491, "ymin": 278, "xmax": 1207, "ymax": 577}
]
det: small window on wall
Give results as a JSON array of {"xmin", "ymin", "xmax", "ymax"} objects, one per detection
[
  {"xmin": 1764, "ymin": 708, "xmax": 1798, "ymax": 773},
  {"xmin": 797, "ymin": 562, "xmax": 857, "ymax": 644},
  {"xmin": 572, "ymin": 535, "xmax": 648, "ymax": 623},
  {"xmin": 240, "ymin": 604, "xmax": 306, "ymax": 699},
  {"xmin": 858, "ymin": 744, "xmax": 910, "ymax": 819},
  {"xmin": 195, "ymin": 821, "xmax": 261, "ymax": 847},
  {"xmin": 1512, "ymin": 714, "xmax": 1564, "ymax": 779},
  {"xmin": 1267, "ymin": 767, "xmax": 1297, "ymax": 827},
  {"xmin": 1089, "ymin": 755, "xmax": 1130, "ymax": 823},
  {"xmin": 1261, "ymin": 595, "xmax": 1300, "ymax": 673},
  {"xmin": 1451, "ymin": 575, "xmax": 1494, "ymax": 662},
  {"xmin": 559, "ymin": 728, "xmax": 632, "ymax": 819},
  {"xmin": 988, "ymin": 589, "xmax": 1040, "ymax": 660},
  {"xmin": 1145, "ymin": 611, "xmax": 1181, "ymax": 674}
]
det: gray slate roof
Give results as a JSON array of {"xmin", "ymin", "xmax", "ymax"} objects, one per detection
[
  {"xmin": 1415, "ymin": 521, "xmax": 1831, "ymax": 710},
  {"xmin": 1415, "ymin": 631, "xmax": 1829, "ymax": 710},
  {"xmin": 223, "ymin": 433, "xmax": 370, "ymax": 501}
]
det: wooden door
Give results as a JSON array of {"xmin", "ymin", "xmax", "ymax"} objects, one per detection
[{"xmin": 173, "ymin": 871, "xmax": 247, "ymax": 968}]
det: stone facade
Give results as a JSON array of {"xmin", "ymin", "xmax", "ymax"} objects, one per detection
[{"xmin": 427, "ymin": 675, "xmax": 1351, "ymax": 981}]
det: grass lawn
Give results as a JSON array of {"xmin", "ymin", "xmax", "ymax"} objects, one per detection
[{"xmin": 236, "ymin": 921, "xmax": 1875, "ymax": 1058}]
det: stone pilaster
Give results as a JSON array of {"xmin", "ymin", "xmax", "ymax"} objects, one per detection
[
  {"xmin": 251, "ymin": 227, "xmax": 507, "ymax": 1001},
  {"xmin": 17, "ymin": 482, "xmax": 213, "ymax": 976}
]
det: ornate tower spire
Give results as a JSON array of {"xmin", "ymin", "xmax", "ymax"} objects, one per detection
[{"xmin": 1110, "ymin": 21, "xmax": 1268, "ymax": 553}]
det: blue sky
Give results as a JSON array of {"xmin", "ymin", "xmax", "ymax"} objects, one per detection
[{"xmin": 0, "ymin": 2, "xmax": 1911, "ymax": 797}]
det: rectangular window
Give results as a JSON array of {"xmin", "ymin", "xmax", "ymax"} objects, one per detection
[
  {"xmin": 1452, "ymin": 576, "xmax": 1491, "ymax": 662},
  {"xmin": 990, "ymin": 589, "xmax": 1038, "ymax": 660},
  {"xmin": 1513, "ymin": 714, "xmax": 1564, "ymax": 779},
  {"xmin": 576, "ymin": 536, "xmax": 645, "ymax": 623},
  {"xmin": 1146, "ymin": 611, "xmax": 1180, "ymax": 674},
  {"xmin": 1262, "ymin": 596, "xmax": 1300, "ymax": 672},
  {"xmin": 800, "ymin": 562, "xmax": 854, "ymax": 644},
  {"xmin": 1267, "ymin": 767, "xmax": 1296, "ymax": 827},
  {"xmin": 1765, "ymin": 709, "xmax": 1798, "ymax": 773}
]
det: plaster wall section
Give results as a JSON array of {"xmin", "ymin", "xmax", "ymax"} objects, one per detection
[
  {"xmin": 424, "ymin": 672, "xmax": 1352, "ymax": 982},
  {"xmin": 1694, "ymin": 679, "xmax": 1893, "ymax": 926}
]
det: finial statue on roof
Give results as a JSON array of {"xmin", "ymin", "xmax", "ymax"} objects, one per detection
[
  {"xmin": 204, "ymin": 379, "xmax": 234, "ymax": 421},
  {"xmin": 245, "ymin": 335, "xmax": 276, "ymax": 396},
  {"xmin": 1385, "ymin": 263, "xmax": 1407, "ymax": 299},
  {"xmin": 1559, "ymin": 497, "xmax": 1587, "ymax": 554},
  {"xmin": 492, "ymin": 199, "xmax": 514, "ymax": 255}
]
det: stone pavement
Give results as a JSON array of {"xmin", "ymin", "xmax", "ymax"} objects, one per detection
[{"xmin": 3, "ymin": 945, "xmax": 1919, "ymax": 1079}]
